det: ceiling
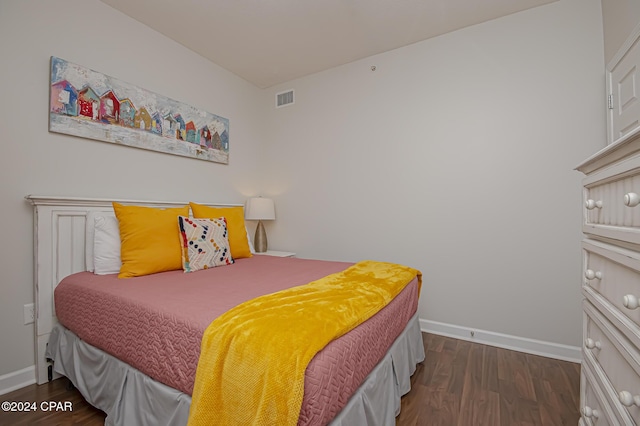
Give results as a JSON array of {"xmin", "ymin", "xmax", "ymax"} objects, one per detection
[{"xmin": 100, "ymin": 0, "xmax": 558, "ymax": 89}]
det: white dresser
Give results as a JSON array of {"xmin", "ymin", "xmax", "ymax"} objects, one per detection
[{"xmin": 576, "ymin": 129, "xmax": 640, "ymax": 425}]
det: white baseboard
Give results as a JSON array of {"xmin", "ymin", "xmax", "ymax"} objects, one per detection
[
  {"xmin": 420, "ymin": 319, "xmax": 582, "ymax": 363},
  {"xmin": 0, "ymin": 365, "xmax": 36, "ymax": 396}
]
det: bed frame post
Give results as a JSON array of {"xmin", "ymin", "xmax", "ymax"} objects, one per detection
[{"xmin": 27, "ymin": 196, "xmax": 91, "ymax": 384}]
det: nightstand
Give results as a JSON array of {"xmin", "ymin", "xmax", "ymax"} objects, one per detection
[{"xmin": 255, "ymin": 250, "xmax": 295, "ymax": 258}]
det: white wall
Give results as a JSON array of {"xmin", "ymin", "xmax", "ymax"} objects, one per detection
[
  {"xmin": 601, "ymin": 0, "xmax": 640, "ymax": 63},
  {"xmin": 262, "ymin": 0, "xmax": 606, "ymax": 348},
  {"xmin": 0, "ymin": 0, "xmax": 266, "ymax": 378}
]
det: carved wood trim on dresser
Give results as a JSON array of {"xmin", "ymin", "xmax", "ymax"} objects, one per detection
[{"xmin": 576, "ymin": 128, "xmax": 640, "ymax": 425}]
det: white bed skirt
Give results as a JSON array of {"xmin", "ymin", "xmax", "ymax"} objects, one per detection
[{"xmin": 46, "ymin": 313, "xmax": 425, "ymax": 426}]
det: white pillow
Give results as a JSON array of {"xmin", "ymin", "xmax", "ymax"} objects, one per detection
[
  {"xmin": 85, "ymin": 211, "xmax": 104, "ymax": 271},
  {"xmin": 93, "ymin": 216, "xmax": 122, "ymax": 275},
  {"xmin": 246, "ymin": 228, "xmax": 256, "ymax": 254},
  {"xmin": 85, "ymin": 211, "xmax": 121, "ymax": 274},
  {"xmin": 84, "ymin": 212, "xmax": 96, "ymax": 272}
]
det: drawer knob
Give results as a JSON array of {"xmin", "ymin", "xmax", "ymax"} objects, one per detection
[
  {"xmin": 585, "ymin": 338, "xmax": 601, "ymax": 350},
  {"xmin": 581, "ymin": 406, "xmax": 600, "ymax": 419},
  {"xmin": 623, "ymin": 294, "xmax": 640, "ymax": 310},
  {"xmin": 584, "ymin": 269, "xmax": 602, "ymax": 280},
  {"xmin": 585, "ymin": 199, "xmax": 603, "ymax": 210},
  {"xmin": 619, "ymin": 390, "xmax": 640, "ymax": 407},
  {"xmin": 624, "ymin": 192, "xmax": 640, "ymax": 207}
]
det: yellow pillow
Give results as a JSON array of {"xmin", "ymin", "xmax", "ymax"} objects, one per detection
[
  {"xmin": 189, "ymin": 202, "xmax": 252, "ymax": 259},
  {"xmin": 113, "ymin": 202, "xmax": 189, "ymax": 278}
]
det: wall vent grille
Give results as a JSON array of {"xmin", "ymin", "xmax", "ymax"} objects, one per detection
[{"xmin": 276, "ymin": 89, "xmax": 294, "ymax": 108}]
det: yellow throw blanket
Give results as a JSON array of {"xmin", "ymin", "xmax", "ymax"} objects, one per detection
[{"xmin": 187, "ymin": 260, "xmax": 421, "ymax": 426}]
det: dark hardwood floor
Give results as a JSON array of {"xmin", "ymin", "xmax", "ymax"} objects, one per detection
[
  {"xmin": 395, "ymin": 333, "xmax": 580, "ymax": 426},
  {"xmin": 0, "ymin": 333, "xmax": 580, "ymax": 425},
  {"xmin": 0, "ymin": 375, "xmax": 105, "ymax": 425}
]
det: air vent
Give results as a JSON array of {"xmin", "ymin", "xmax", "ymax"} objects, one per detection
[{"xmin": 276, "ymin": 89, "xmax": 294, "ymax": 108}]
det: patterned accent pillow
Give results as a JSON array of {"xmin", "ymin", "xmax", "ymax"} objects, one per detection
[{"xmin": 178, "ymin": 216, "xmax": 234, "ymax": 273}]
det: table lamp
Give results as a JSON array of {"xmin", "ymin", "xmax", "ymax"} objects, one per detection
[{"xmin": 245, "ymin": 197, "xmax": 275, "ymax": 253}]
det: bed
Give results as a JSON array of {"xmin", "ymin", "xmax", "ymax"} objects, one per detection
[{"xmin": 26, "ymin": 195, "xmax": 425, "ymax": 426}]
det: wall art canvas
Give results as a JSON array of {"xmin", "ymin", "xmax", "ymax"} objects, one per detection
[{"xmin": 49, "ymin": 56, "xmax": 229, "ymax": 164}]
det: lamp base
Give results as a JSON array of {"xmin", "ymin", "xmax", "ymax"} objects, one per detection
[{"xmin": 254, "ymin": 220, "xmax": 268, "ymax": 253}]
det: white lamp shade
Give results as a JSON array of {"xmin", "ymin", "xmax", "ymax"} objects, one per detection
[{"xmin": 245, "ymin": 197, "xmax": 275, "ymax": 220}]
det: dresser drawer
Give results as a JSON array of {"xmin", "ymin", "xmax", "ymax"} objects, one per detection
[
  {"xmin": 580, "ymin": 359, "xmax": 619, "ymax": 426},
  {"xmin": 583, "ymin": 239, "xmax": 640, "ymax": 349},
  {"xmin": 584, "ymin": 169, "xmax": 640, "ymax": 228},
  {"xmin": 584, "ymin": 301, "xmax": 640, "ymax": 424},
  {"xmin": 582, "ymin": 153, "xmax": 640, "ymax": 244}
]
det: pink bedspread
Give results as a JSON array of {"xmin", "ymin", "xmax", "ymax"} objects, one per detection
[{"xmin": 54, "ymin": 255, "xmax": 419, "ymax": 425}]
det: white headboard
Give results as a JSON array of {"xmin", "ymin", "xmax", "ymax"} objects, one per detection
[{"xmin": 25, "ymin": 195, "xmax": 242, "ymax": 384}]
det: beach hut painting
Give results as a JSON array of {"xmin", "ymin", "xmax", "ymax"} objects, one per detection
[{"xmin": 49, "ymin": 56, "xmax": 229, "ymax": 164}]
